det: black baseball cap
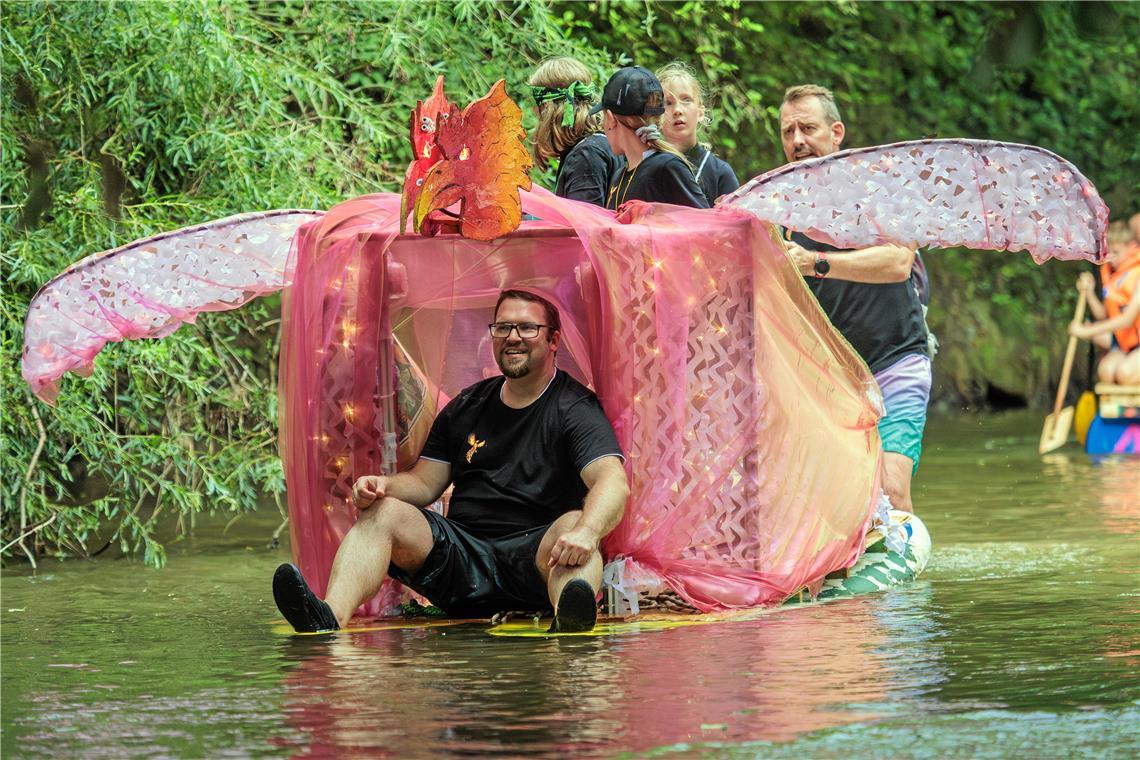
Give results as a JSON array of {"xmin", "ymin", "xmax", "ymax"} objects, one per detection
[{"xmin": 589, "ymin": 66, "xmax": 665, "ymax": 117}]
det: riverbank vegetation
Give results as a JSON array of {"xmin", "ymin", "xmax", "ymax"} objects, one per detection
[{"xmin": 2, "ymin": 0, "xmax": 1135, "ymax": 564}]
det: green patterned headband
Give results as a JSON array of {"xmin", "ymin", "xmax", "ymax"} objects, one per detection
[{"xmin": 530, "ymin": 81, "xmax": 597, "ymax": 127}]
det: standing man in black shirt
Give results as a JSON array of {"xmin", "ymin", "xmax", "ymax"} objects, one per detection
[
  {"xmin": 273, "ymin": 290, "xmax": 629, "ymax": 633},
  {"xmin": 778, "ymin": 84, "xmax": 931, "ymax": 514}
]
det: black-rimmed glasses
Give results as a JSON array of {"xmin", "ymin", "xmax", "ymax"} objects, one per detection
[{"xmin": 488, "ymin": 322, "xmax": 552, "ymax": 339}]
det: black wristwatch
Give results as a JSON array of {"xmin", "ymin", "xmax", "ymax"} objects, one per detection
[{"xmin": 813, "ymin": 252, "xmax": 830, "ymax": 278}]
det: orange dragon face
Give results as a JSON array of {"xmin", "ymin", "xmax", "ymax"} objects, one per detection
[
  {"xmin": 400, "ymin": 76, "xmax": 457, "ymax": 234},
  {"xmin": 412, "ymin": 80, "xmax": 532, "ymax": 242},
  {"xmin": 400, "ymin": 77, "xmax": 532, "ymax": 241}
]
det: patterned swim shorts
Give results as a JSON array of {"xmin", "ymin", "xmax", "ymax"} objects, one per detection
[{"xmin": 874, "ymin": 354, "xmax": 932, "ymax": 473}]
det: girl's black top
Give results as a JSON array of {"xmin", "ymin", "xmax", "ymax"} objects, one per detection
[
  {"xmin": 554, "ymin": 133, "xmax": 623, "ymax": 208},
  {"xmin": 605, "ymin": 151, "xmax": 709, "ymax": 210},
  {"xmin": 685, "ymin": 144, "xmax": 739, "ymax": 205}
]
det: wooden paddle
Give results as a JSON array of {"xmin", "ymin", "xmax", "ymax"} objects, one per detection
[{"xmin": 1039, "ymin": 290, "xmax": 1088, "ymax": 454}]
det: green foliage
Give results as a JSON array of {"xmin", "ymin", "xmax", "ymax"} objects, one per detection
[
  {"xmin": 558, "ymin": 0, "xmax": 1137, "ymax": 404},
  {"xmin": 561, "ymin": 1, "xmax": 1136, "ymax": 205},
  {"xmin": 1, "ymin": 0, "xmax": 598, "ymax": 566},
  {"xmin": 2, "ymin": 0, "xmax": 1135, "ymax": 566}
]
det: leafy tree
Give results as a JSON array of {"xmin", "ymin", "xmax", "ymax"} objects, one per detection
[
  {"xmin": 1, "ymin": 0, "xmax": 603, "ymax": 565},
  {"xmin": 3, "ymin": 0, "xmax": 1136, "ymax": 565}
]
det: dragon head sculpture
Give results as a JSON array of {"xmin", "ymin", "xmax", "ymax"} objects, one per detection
[{"xmin": 400, "ymin": 78, "xmax": 532, "ymax": 241}]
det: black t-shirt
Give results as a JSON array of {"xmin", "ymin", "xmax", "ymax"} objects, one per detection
[
  {"xmin": 419, "ymin": 371, "xmax": 623, "ymax": 538},
  {"xmin": 791, "ymin": 231, "xmax": 929, "ymax": 374},
  {"xmin": 606, "ymin": 151, "xmax": 709, "ymax": 210},
  {"xmin": 555, "ymin": 133, "xmax": 623, "ymax": 208},
  {"xmin": 686, "ymin": 144, "xmax": 739, "ymax": 204}
]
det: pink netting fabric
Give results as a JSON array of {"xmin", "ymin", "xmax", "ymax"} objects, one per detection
[
  {"xmin": 22, "ymin": 211, "xmax": 321, "ymax": 403},
  {"xmin": 281, "ymin": 188, "xmax": 883, "ymax": 615},
  {"xmin": 723, "ymin": 139, "xmax": 1109, "ymax": 263}
]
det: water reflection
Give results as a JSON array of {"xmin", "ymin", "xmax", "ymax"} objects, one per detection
[
  {"xmin": 272, "ymin": 589, "xmax": 946, "ymax": 755},
  {"xmin": 1078, "ymin": 457, "xmax": 1139, "ymax": 537},
  {"xmin": 3, "ymin": 413, "xmax": 1138, "ymax": 757},
  {"xmin": 275, "ymin": 628, "xmax": 622, "ymax": 755}
]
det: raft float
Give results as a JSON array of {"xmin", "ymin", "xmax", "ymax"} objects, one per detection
[{"xmin": 21, "ymin": 78, "xmax": 1106, "ymax": 631}]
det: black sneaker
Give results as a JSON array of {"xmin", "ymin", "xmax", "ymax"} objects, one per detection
[
  {"xmin": 273, "ymin": 563, "xmax": 340, "ymax": 633},
  {"xmin": 548, "ymin": 578, "xmax": 597, "ymax": 633}
]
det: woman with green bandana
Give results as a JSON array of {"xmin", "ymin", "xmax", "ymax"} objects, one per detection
[{"xmin": 528, "ymin": 57, "xmax": 622, "ymax": 208}]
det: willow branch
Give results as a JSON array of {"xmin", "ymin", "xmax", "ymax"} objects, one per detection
[
  {"xmin": 2, "ymin": 512, "xmax": 57, "ymax": 554},
  {"xmin": 17, "ymin": 395, "xmax": 48, "ymax": 568}
]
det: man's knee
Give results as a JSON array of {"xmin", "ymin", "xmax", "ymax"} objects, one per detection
[
  {"xmin": 356, "ymin": 497, "xmax": 425, "ymax": 539},
  {"xmin": 538, "ymin": 510, "xmax": 582, "ymax": 553},
  {"xmin": 536, "ymin": 510, "xmax": 587, "ymax": 572},
  {"xmin": 550, "ymin": 510, "xmax": 582, "ymax": 532},
  {"xmin": 355, "ymin": 498, "xmax": 434, "ymax": 570}
]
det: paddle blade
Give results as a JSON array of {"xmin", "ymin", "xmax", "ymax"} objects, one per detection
[{"xmin": 1039, "ymin": 406, "xmax": 1075, "ymax": 454}]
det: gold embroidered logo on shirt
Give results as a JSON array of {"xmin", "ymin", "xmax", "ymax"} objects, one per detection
[{"xmin": 465, "ymin": 433, "xmax": 486, "ymax": 463}]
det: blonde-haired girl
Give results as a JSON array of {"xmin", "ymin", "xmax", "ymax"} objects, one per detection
[
  {"xmin": 528, "ymin": 57, "xmax": 621, "ymax": 207},
  {"xmin": 656, "ymin": 61, "xmax": 739, "ymax": 204},
  {"xmin": 591, "ymin": 66, "xmax": 708, "ymax": 210}
]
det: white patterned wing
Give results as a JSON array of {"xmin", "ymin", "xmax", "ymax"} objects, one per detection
[
  {"xmin": 722, "ymin": 139, "xmax": 1108, "ymax": 263},
  {"xmin": 22, "ymin": 210, "xmax": 323, "ymax": 403}
]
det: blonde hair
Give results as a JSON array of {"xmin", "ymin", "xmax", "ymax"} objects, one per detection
[
  {"xmin": 528, "ymin": 57, "xmax": 602, "ymax": 172},
  {"xmin": 782, "ymin": 84, "xmax": 842, "ymax": 124},
  {"xmin": 611, "ymin": 90, "xmax": 692, "ymax": 169},
  {"xmin": 656, "ymin": 61, "xmax": 713, "ymax": 132}
]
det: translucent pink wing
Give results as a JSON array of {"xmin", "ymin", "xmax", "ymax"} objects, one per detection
[
  {"xmin": 22, "ymin": 210, "xmax": 323, "ymax": 403},
  {"xmin": 722, "ymin": 139, "xmax": 1108, "ymax": 263}
]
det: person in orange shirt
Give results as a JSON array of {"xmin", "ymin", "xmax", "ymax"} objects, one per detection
[{"xmin": 1070, "ymin": 216, "xmax": 1140, "ymax": 385}]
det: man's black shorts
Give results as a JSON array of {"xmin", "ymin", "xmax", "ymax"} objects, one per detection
[{"xmin": 387, "ymin": 509, "xmax": 552, "ymax": 617}]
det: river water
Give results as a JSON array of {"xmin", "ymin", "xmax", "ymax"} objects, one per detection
[{"xmin": 2, "ymin": 411, "xmax": 1137, "ymax": 758}]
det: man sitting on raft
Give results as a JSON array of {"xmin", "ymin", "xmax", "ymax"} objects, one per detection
[{"xmin": 273, "ymin": 290, "xmax": 630, "ymax": 633}]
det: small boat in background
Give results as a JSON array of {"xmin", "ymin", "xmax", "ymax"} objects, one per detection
[{"xmin": 1077, "ymin": 385, "xmax": 1140, "ymax": 455}]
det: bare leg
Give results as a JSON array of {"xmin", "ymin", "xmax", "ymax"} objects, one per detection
[
  {"xmin": 535, "ymin": 510, "xmax": 603, "ymax": 609},
  {"xmin": 1090, "ymin": 332, "xmax": 1112, "ymax": 351},
  {"xmin": 1115, "ymin": 350, "xmax": 1140, "ymax": 385},
  {"xmin": 1098, "ymin": 351, "xmax": 1125, "ymax": 385},
  {"xmin": 323, "ymin": 498, "xmax": 434, "ymax": 626},
  {"xmin": 882, "ymin": 452, "xmax": 916, "ymax": 514}
]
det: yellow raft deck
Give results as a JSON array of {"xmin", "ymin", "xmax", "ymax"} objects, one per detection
[{"xmin": 274, "ymin": 513, "xmax": 932, "ymax": 639}]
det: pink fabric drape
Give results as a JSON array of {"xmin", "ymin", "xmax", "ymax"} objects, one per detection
[{"xmin": 281, "ymin": 188, "xmax": 882, "ymax": 615}]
